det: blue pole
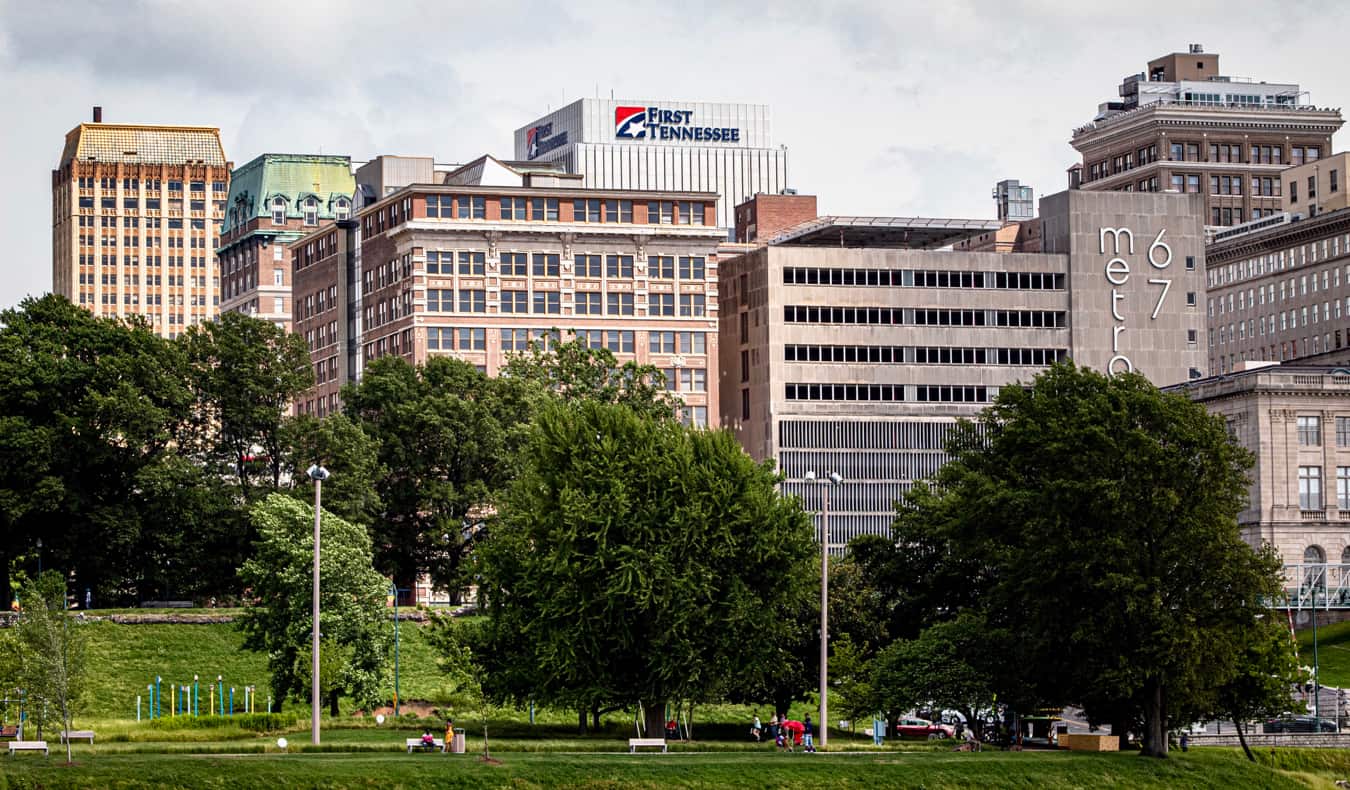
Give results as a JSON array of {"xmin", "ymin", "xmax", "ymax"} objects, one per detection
[
  {"xmin": 194, "ymin": 678, "xmax": 199, "ymax": 717},
  {"xmin": 230, "ymin": 687, "xmax": 234, "ymax": 717},
  {"xmin": 218, "ymin": 678, "xmax": 224, "ymax": 716},
  {"xmin": 155, "ymin": 676, "xmax": 161, "ymax": 719}
]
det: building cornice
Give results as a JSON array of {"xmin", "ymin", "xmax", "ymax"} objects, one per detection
[{"xmin": 1208, "ymin": 209, "xmax": 1350, "ymax": 263}]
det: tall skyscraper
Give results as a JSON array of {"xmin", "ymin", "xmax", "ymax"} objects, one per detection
[
  {"xmin": 1070, "ymin": 45, "xmax": 1342, "ymax": 229},
  {"xmin": 217, "ymin": 154, "xmax": 355, "ymax": 332},
  {"xmin": 52, "ymin": 107, "xmax": 231, "ymax": 337},
  {"xmin": 514, "ymin": 99, "xmax": 789, "ymax": 233}
]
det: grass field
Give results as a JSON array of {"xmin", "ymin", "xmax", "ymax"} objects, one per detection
[
  {"xmin": 0, "ymin": 748, "xmax": 1336, "ymax": 790},
  {"xmin": 1297, "ymin": 619, "xmax": 1350, "ymax": 688}
]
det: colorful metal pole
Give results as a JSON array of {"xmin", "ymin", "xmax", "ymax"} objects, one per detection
[
  {"xmin": 137, "ymin": 695, "xmax": 141, "ymax": 722},
  {"xmin": 194, "ymin": 676, "xmax": 199, "ymax": 717},
  {"xmin": 230, "ymin": 687, "xmax": 234, "ymax": 717},
  {"xmin": 155, "ymin": 676, "xmax": 162, "ymax": 719},
  {"xmin": 218, "ymin": 676, "xmax": 223, "ymax": 716}
]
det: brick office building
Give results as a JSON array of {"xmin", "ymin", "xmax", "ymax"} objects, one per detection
[
  {"xmin": 217, "ymin": 154, "xmax": 354, "ymax": 332},
  {"xmin": 52, "ymin": 107, "xmax": 232, "ymax": 337},
  {"xmin": 1070, "ymin": 45, "xmax": 1342, "ymax": 230},
  {"xmin": 292, "ymin": 155, "xmax": 724, "ymax": 423}
]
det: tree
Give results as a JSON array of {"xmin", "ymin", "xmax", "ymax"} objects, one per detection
[
  {"xmin": 894, "ymin": 362, "xmax": 1282, "ymax": 757},
  {"xmin": 1206, "ymin": 617, "xmax": 1302, "ymax": 761},
  {"xmin": 182, "ymin": 311, "xmax": 314, "ymax": 494},
  {"xmin": 6, "ymin": 571, "xmax": 87, "ymax": 764},
  {"xmin": 500, "ymin": 331, "xmax": 679, "ymax": 421},
  {"xmin": 236, "ymin": 494, "xmax": 389, "ymax": 715},
  {"xmin": 342, "ymin": 356, "xmax": 533, "ymax": 597},
  {"xmin": 426, "ymin": 616, "xmax": 498, "ymax": 760},
  {"xmin": 477, "ymin": 400, "xmax": 815, "ymax": 738},
  {"xmin": 279, "ymin": 414, "xmax": 384, "ymax": 528},
  {"xmin": 869, "ymin": 614, "xmax": 1006, "ymax": 739},
  {"xmin": 0, "ymin": 295, "xmax": 192, "ymax": 604}
]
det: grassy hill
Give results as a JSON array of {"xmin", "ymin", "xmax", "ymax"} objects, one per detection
[{"xmin": 1296, "ymin": 619, "xmax": 1350, "ymax": 688}]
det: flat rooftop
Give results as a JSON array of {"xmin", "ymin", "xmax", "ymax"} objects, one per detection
[{"xmin": 769, "ymin": 216, "xmax": 1004, "ymax": 250}]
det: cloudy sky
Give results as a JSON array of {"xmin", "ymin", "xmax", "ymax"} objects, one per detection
[{"xmin": 1, "ymin": 0, "xmax": 1346, "ymax": 309}]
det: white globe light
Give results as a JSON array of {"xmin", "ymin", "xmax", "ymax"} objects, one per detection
[
  {"xmin": 375, "ymin": 714, "xmax": 386, "ymax": 725},
  {"xmin": 276, "ymin": 737, "xmax": 288, "ymax": 750}
]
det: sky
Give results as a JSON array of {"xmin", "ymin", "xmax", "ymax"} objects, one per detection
[{"xmin": 0, "ymin": 0, "xmax": 1347, "ymax": 310}]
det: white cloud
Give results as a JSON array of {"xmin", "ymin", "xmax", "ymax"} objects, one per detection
[{"xmin": 1, "ymin": 0, "xmax": 1346, "ymax": 308}]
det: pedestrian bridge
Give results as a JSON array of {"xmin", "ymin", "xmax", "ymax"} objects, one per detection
[{"xmin": 1282, "ymin": 562, "xmax": 1350, "ymax": 611}]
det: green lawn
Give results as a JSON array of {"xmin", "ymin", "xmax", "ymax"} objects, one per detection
[
  {"xmin": 1296, "ymin": 619, "xmax": 1350, "ymax": 688},
  {"xmin": 0, "ymin": 748, "xmax": 1328, "ymax": 790}
]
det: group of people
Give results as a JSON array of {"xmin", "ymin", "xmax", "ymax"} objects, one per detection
[{"xmin": 751, "ymin": 713, "xmax": 817, "ymax": 752}]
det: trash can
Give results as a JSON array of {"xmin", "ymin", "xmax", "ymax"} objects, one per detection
[{"xmin": 451, "ymin": 728, "xmax": 466, "ymax": 754}]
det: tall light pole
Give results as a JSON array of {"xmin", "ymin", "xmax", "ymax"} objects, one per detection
[
  {"xmin": 307, "ymin": 464, "xmax": 330, "ymax": 746},
  {"xmin": 804, "ymin": 469, "xmax": 843, "ymax": 749}
]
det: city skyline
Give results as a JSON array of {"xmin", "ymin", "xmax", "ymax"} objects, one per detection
[{"xmin": 3, "ymin": 1, "xmax": 1349, "ymax": 309}]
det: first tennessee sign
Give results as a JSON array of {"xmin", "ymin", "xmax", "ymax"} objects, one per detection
[
  {"xmin": 614, "ymin": 105, "xmax": 742, "ymax": 143},
  {"xmin": 1100, "ymin": 226, "xmax": 1174, "ymax": 376}
]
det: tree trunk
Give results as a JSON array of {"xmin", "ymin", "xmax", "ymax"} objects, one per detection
[
  {"xmin": 62, "ymin": 701, "xmax": 72, "ymax": 765},
  {"xmin": 329, "ymin": 690, "xmax": 340, "ymax": 717},
  {"xmin": 1233, "ymin": 716, "xmax": 1254, "ymax": 762},
  {"xmin": 642, "ymin": 699, "xmax": 666, "ymax": 740},
  {"xmin": 578, "ymin": 709, "xmax": 588, "ymax": 735},
  {"xmin": 1140, "ymin": 680, "xmax": 1168, "ymax": 758},
  {"xmin": 1109, "ymin": 718, "xmax": 1130, "ymax": 752},
  {"xmin": 591, "ymin": 704, "xmax": 602, "ymax": 732}
]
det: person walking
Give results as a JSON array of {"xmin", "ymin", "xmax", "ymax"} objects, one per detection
[
  {"xmin": 751, "ymin": 713, "xmax": 762, "ymax": 742},
  {"xmin": 803, "ymin": 714, "xmax": 816, "ymax": 752},
  {"xmin": 768, "ymin": 713, "xmax": 780, "ymax": 745}
]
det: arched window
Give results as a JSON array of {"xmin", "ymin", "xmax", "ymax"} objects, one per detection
[
  {"xmin": 303, "ymin": 196, "xmax": 318, "ymax": 226},
  {"xmin": 271, "ymin": 197, "xmax": 286, "ymax": 226},
  {"xmin": 1305, "ymin": 545, "xmax": 1327, "ymax": 592},
  {"xmin": 334, "ymin": 198, "xmax": 350, "ymax": 221}
]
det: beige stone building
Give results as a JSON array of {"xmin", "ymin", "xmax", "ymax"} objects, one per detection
[
  {"xmin": 1171, "ymin": 365, "xmax": 1350, "ymax": 604},
  {"xmin": 1070, "ymin": 45, "xmax": 1342, "ymax": 230},
  {"xmin": 51, "ymin": 108, "xmax": 231, "ymax": 337},
  {"xmin": 292, "ymin": 154, "xmax": 723, "ymax": 424},
  {"xmin": 1284, "ymin": 152, "xmax": 1350, "ymax": 218},
  {"xmin": 720, "ymin": 190, "xmax": 1208, "ymax": 547}
]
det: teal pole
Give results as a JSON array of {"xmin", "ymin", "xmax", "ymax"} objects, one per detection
[
  {"xmin": 147, "ymin": 684, "xmax": 153, "ymax": 720},
  {"xmin": 155, "ymin": 676, "xmax": 161, "ymax": 719},
  {"xmin": 218, "ymin": 677, "xmax": 223, "ymax": 716},
  {"xmin": 230, "ymin": 687, "xmax": 234, "ymax": 717},
  {"xmin": 194, "ymin": 676, "xmax": 199, "ymax": 717}
]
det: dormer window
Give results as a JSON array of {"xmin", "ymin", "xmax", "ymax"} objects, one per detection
[
  {"xmin": 271, "ymin": 197, "xmax": 286, "ymax": 226},
  {"xmin": 303, "ymin": 196, "xmax": 318, "ymax": 226},
  {"xmin": 334, "ymin": 198, "xmax": 350, "ymax": 221}
]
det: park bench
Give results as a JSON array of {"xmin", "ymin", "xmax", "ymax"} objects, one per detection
[
  {"xmin": 0, "ymin": 725, "xmax": 18, "ymax": 739},
  {"xmin": 628, "ymin": 737, "xmax": 667, "ymax": 753},
  {"xmin": 405, "ymin": 737, "xmax": 443, "ymax": 753},
  {"xmin": 60, "ymin": 730, "xmax": 95, "ymax": 744},
  {"xmin": 7, "ymin": 741, "xmax": 47, "ymax": 756}
]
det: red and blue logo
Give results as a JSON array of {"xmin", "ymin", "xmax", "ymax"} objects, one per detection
[
  {"xmin": 526, "ymin": 122, "xmax": 567, "ymax": 160},
  {"xmin": 615, "ymin": 106, "xmax": 648, "ymax": 139}
]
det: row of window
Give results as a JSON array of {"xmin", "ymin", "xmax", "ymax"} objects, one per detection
[
  {"xmin": 783, "ymin": 267, "xmax": 1065, "ymax": 291},
  {"xmin": 1210, "ymin": 235, "xmax": 1350, "ymax": 288},
  {"xmin": 1213, "ymin": 268, "xmax": 1350, "ymax": 316},
  {"xmin": 784, "ymin": 383, "xmax": 991, "ymax": 403},
  {"xmin": 1083, "ymin": 143, "xmax": 1317, "ymax": 183},
  {"xmin": 1297, "ymin": 465, "xmax": 1350, "ymax": 511},
  {"xmin": 425, "ymin": 288, "xmax": 706, "ymax": 317},
  {"xmin": 784, "ymin": 344, "xmax": 1068, "ymax": 366},
  {"xmin": 1210, "ymin": 300, "xmax": 1348, "ymax": 347},
  {"xmin": 425, "ymin": 252, "xmax": 706, "ymax": 281},
  {"xmin": 422, "ymin": 327, "xmax": 708, "ymax": 356},
  {"xmin": 783, "ymin": 305, "xmax": 1067, "ymax": 328},
  {"xmin": 423, "ymin": 195, "xmax": 707, "ymax": 225},
  {"xmin": 1295, "ymin": 415, "xmax": 1350, "ymax": 447},
  {"xmin": 77, "ymin": 178, "xmax": 224, "ymax": 192}
]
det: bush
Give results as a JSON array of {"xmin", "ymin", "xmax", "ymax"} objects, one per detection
[{"xmin": 148, "ymin": 713, "xmax": 297, "ymax": 733}]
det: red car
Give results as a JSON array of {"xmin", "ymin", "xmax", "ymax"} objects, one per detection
[{"xmin": 896, "ymin": 717, "xmax": 955, "ymax": 740}]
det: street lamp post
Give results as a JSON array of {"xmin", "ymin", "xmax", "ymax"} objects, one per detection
[
  {"xmin": 390, "ymin": 579, "xmax": 402, "ymax": 718},
  {"xmin": 1313, "ymin": 581, "xmax": 1321, "ymax": 723},
  {"xmin": 804, "ymin": 469, "xmax": 843, "ymax": 749},
  {"xmin": 307, "ymin": 464, "xmax": 330, "ymax": 746}
]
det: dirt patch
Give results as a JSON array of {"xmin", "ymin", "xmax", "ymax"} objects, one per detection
[{"xmin": 359, "ymin": 700, "xmax": 444, "ymax": 719}]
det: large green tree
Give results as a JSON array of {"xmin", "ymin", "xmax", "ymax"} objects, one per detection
[
  {"xmin": 342, "ymin": 356, "xmax": 533, "ymax": 597},
  {"xmin": 477, "ymin": 400, "xmax": 815, "ymax": 737},
  {"xmin": 892, "ymin": 362, "xmax": 1283, "ymax": 757},
  {"xmin": 0, "ymin": 295, "xmax": 192, "ymax": 604},
  {"xmin": 279, "ymin": 413, "xmax": 384, "ymax": 528},
  {"xmin": 500, "ymin": 331, "xmax": 679, "ymax": 421},
  {"xmin": 181, "ymin": 311, "xmax": 314, "ymax": 494},
  {"xmin": 236, "ymin": 494, "xmax": 389, "ymax": 714}
]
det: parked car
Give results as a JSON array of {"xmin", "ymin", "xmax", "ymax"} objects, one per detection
[
  {"xmin": 1262, "ymin": 716, "xmax": 1339, "ymax": 733},
  {"xmin": 896, "ymin": 717, "xmax": 955, "ymax": 740}
]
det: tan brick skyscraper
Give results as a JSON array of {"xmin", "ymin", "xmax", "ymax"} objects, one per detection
[{"xmin": 52, "ymin": 108, "xmax": 232, "ymax": 337}]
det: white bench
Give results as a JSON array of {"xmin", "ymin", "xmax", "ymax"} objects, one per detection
[
  {"xmin": 405, "ymin": 737, "xmax": 443, "ymax": 753},
  {"xmin": 7, "ymin": 741, "xmax": 48, "ymax": 756},
  {"xmin": 628, "ymin": 737, "xmax": 667, "ymax": 752},
  {"xmin": 60, "ymin": 730, "xmax": 95, "ymax": 744}
]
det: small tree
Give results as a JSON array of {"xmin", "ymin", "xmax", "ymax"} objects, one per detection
[
  {"xmin": 427, "ymin": 616, "xmax": 498, "ymax": 761},
  {"xmin": 9, "ymin": 571, "xmax": 87, "ymax": 763},
  {"xmin": 870, "ymin": 614, "xmax": 1002, "ymax": 739},
  {"xmin": 237, "ymin": 494, "xmax": 389, "ymax": 715}
]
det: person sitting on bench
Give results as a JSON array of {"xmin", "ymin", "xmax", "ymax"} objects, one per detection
[{"xmin": 420, "ymin": 730, "xmax": 436, "ymax": 748}]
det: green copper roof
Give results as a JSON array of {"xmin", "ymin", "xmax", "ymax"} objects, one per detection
[{"xmin": 223, "ymin": 153, "xmax": 355, "ymax": 233}]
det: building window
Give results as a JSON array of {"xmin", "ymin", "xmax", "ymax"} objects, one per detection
[
  {"xmin": 501, "ymin": 196, "xmax": 526, "ymax": 220},
  {"xmin": 1337, "ymin": 417, "xmax": 1350, "ymax": 447},
  {"xmin": 678, "ymin": 256, "xmax": 706, "ymax": 280},
  {"xmin": 532, "ymin": 291, "xmax": 560, "ymax": 314},
  {"xmin": 1300, "ymin": 466, "xmax": 1323, "ymax": 510},
  {"xmin": 649, "ymin": 256, "xmax": 675, "ymax": 279},
  {"xmin": 334, "ymin": 198, "xmax": 350, "ymax": 221},
  {"xmin": 650, "ymin": 293, "xmax": 675, "ymax": 316},
  {"xmin": 530, "ymin": 198, "xmax": 559, "ymax": 221},
  {"xmin": 741, "ymin": 389, "xmax": 750, "ymax": 420},
  {"xmin": 457, "ymin": 196, "xmax": 486, "ymax": 220},
  {"xmin": 272, "ymin": 198, "xmax": 286, "ymax": 225},
  {"xmin": 500, "ymin": 252, "xmax": 527, "ymax": 276},
  {"xmin": 606, "ymin": 255, "xmax": 634, "ymax": 278},
  {"xmin": 679, "ymin": 293, "xmax": 706, "ymax": 316},
  {"xmin": 532, "ymin": 253, "xmax": 560, "ymax": 277},
  {"xmin": 576, "ymin": 292, "xmax": 602, "ymax": 315},
  {"xmin": 458, "ymin": 290, "xmax": 486, "ymax": 313},
  {"xmin": 1333, "ymin": 169, "xmax": 1341, "ymax": 194},
  {"xmin": 606, "ymin": 293, "xmax": 634, "ymax": 315},
  {"xmin": 458, "ymin": 251, "xmax": 486, "ymax": 275},
  {"xmin": 1298, "ymin": 415, "xmax": 1322, "ymax": 446},
  {"xmin": 1338, "ymin": 467, "xmax": 1350, "ymax": 510},
  {"xmin": 575, "ymin": 254, "xmax": 602, "ymax": 278},
  {"xmin": 302, "ymin": 197, "xmax": 318, "ymax": 226},
  {"xmin": 501, "ymin": 290, "xmax": 528, "ymax": 313}
]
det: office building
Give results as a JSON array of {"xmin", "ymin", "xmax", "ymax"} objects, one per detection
[
  {"xmin": 217, "ymin": 154, "xmax": 355, "ymax": 331},
  {"xmin": 1204, "ymin": 201, "xmax": 1350, "ymax": 372},
  {"xmin": 1171, "ymin": 365, "xmax": 1350, "ymax": 602},
  {"xmin": 720, "ymin": 190, "xmax": 1207, "ymax": 547},
  {"xmin": 1285, "ymin": 151, "xmax": 1350, "ymax": 218},
  {"xmin": 52, "ymin": 107, "xmax": 231, "ymax": 337},
  {"xmin": 1071, "ymin": 45, "xmax": 1342, "ymax": 229},
  {"xmin": 514, "ymin": 99, "xmax": 788, "ymax": 232},
  {"xmin": 292, "ymin": 154, "xmax": 724, "ymax": 424}
]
